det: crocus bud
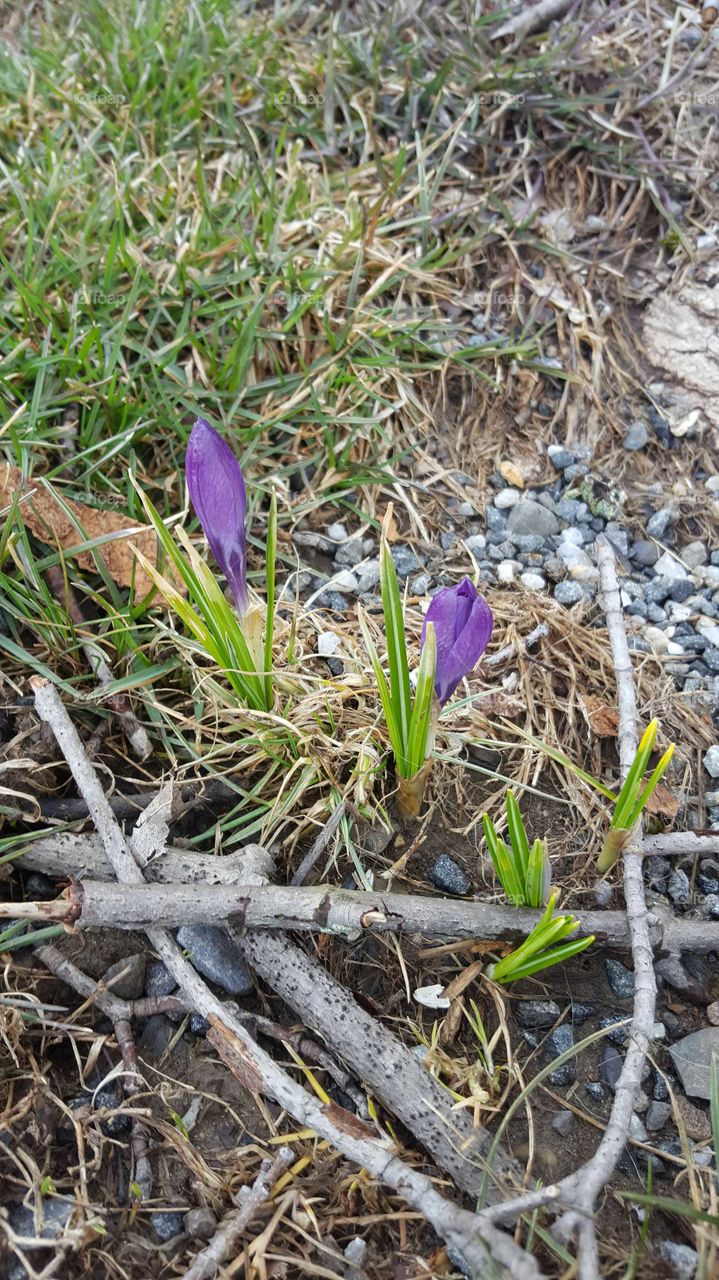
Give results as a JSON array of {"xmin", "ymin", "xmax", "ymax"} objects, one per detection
[
  {"xmin": 186, "ymin": 417, "xmax": 248, "ymax": 614},
  {"xmin": 420, "ymin": 577, "xmax": 493, "ymax": 705}
]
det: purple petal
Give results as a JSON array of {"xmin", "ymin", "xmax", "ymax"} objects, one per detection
[
  {"xmin": 186, "ymin": 417, "xmax": 248, "ymax": 613},
  {"xmin": 422, "ymin": 579, "xmax": 493, "ymax": 704}
]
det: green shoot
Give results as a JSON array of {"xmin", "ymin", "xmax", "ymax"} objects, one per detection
[
  {"xmin": 486, "ymin": 891, "xmax": 594, "ymax": 984},
  {"xmin": 483, "ymin": 790, "xmax": 550, "ymax": 907},
  {"xmin": 598, "ymin": 720, "xmax": 675, "ymax": 872}
]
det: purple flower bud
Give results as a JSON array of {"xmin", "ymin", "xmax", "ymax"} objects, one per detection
[
  {"xmin": 421, "ymin": 577, "xmax": 493, "ymax": 705},
  {"xmin": 185, "ymin": 417, "xmax": 248, "ymax": 613}
]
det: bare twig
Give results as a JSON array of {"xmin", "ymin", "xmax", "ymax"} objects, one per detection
[
  {"xmin": 290, "ymin": 800, "xmax": 348, "ymax": 886},
  {"xmin": 483, "ymin": 622, "xmax": 549, "ymax": 669},
  {"xmin": 22, "ymin": 878, "xmax": 719, "ymax": 955},
  {"xmin": 490, "ymin": 0, "xmax": 577, "ymax": 43},
  {"xmin": 179, "ymin": 1148, "xmax": 294, "ymax": 1280},
  {"xmin": 31, "ymin": 678, "xmax": 539, "ymax": 1278},
  {"xmin": 19, "ymin": 832, "xmax": 272, "ymax": 886}
]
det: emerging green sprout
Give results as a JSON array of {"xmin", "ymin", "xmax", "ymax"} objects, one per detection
[
  {"xmin": 597, "ymin": 719, "xmax": 675, "ymax": 872},
  {"xmin": 482, "ymin": 791, "xmax": 550, "ymax": 907},
  {"xmin": 360, "ymin": 506, "xmax": 492, "ymax": 819},
  {"xmin": 486, "ymin": 891, "xmax": 594, "ymax": 984}
]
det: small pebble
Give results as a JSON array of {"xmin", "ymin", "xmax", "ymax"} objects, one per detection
[
  {"xmin": 552, "ymin": 1109, "xmax": 574, "ymax": 1137},
  {"xmin": 585, "ymin": 1082, "xmax": 604, "ymax": 1102},
  {"xmin": 184, "ymin": 1207, "xmax": 217, "ymax": 1240},
  {"xmin": 600, "ymin": 1044, "xmax": 623, "ymax": 1087},
  {"xmin": 547, "ymin": 446, "xmax": 576, "ymax": 469},
  {"xmin": 152, "ymin": 1211, "xmax": 184, "ymax": 1242},
  {"xmin": 623, "ymin": 420, "xmax": 649, "ymax": 451},
  {"xmin": 520, "ymin": 571, "xmax": 546, "ymax": 591},
  {"xmin": 145, "ymin": 961, "xmax": 177, "ymax": 999},
  {"xmin": 428, "ymin": 854, "xmax": 470, "ymax": 896},
  {"xmin": 506, "ymin": 500, "xmax": 559, "ymax": 538},
  {"xmin": 546, "ymin": 1025, "xmax": 575, "ymax": 1086},
  {"xmin": 668, "ymin": 868, "xmax": 691, "ymax": 904},
  {"xmin": 605, "ymin": 957, "xmax": 635, "ymax": 999},
  {"xmin": 554, "ymin": 580, "xmax": 585, "ymax": 606},
  {"xmin": 176, "ymin": 926, "xmax": 254, "ymax": 997},
  {"xmin": 654, "ymin": 551, "xmax": 687, "ymax": 582},
  {"xmin": 494, "ymin": 488, "xmax": 521, "ymax": 509},
  {"xmin": 632, "ymin": 539, "xmax": 659, "ymax": 567},
  {"xmin": 647, "ymin": 507, "xmax": 674, "ymax": 538},
  {"xmin": 515, "ymin": 1000, "xmax": 562, "ymax": 1028},
  {"xmin": 658, "ymin": 1241, "xmax": 699, "ymax": 1280},
  {"xmin": 645, "ymin": 1100, "xmax": 672, "ymax": 1132}
]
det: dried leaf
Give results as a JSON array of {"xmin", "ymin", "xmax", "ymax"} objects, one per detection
[
  {"xmin": 0, "ymin": 463, "xmax": 183, "ymax": 600},
  {"xmin": 438, "ymin": 999, "xmax": 463, "ymax": 1047},
  {"xmin": 644, "ymin": 782, "xmax": 680, "ymax": 820},
  {"xmin": 579, "ymin": 693, "xmax": 619, "ymax": 738},
  {"xmin": 323, "ymin": 1102, "xmax": 375, "ymax": 1141}
]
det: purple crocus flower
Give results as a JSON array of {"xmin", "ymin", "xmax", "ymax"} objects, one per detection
[
  {"xmin": 185, "ymin": 417, "xmax": 248, "ymax": 613},
  {"xmin": 421, "ymin": 577, "xmax": 493, "ymax": 705}
]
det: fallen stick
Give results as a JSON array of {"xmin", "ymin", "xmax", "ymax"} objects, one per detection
[
  {"xmin": 31, "ymin": 678, "xmax": 538, "ymax": 1279},
  {"xmin": 476, "ymin": 541, "xmax": 660, "ymax": 1278},
  {"xmin": 5, "ymin": 777, "xmax": 238, "ymax": 824},
  {"xmin": 491, "ymin": 0, "xmax": 577, "ymax": 42},
  {"xmin": 18, "ymin": 832, "xmax": 270, "ymax": 886},
  {"xmin": 180, "ymin": 1148, "xmax": 294, "ymax": 1280},
  {"xmin": 20, "ymin": 828, "xmax": 719, "ymax": 891},
  {"xmin": 18, "ymin": 878, "xmax": 719, "ymax": 955}
]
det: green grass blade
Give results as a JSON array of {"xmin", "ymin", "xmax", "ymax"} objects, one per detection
[
  {"xmin": 482, "ymin": 814, "xmax": 524, "ymax": 904},
  {"xmin": 627, "ymin": 744, "xmax": 675, "ymax": 826},
  {"xmin": 506, "ymin": 789, "xmax": 530, "ymax": 880},
  {"xmin": 263, "ymin": 490, "xmax": 277, "ymax": 712},
  {"xmin": 359, "ymin": 609, "xmax": 407, "ymax": 775},
  {"xmin": 611, "ymin": 720, "xmax": 658, "ymax": 828},
  {"xmin": 406, "ymin": 621, "xmax": 436, "ymax": 776},
  {"xmin": 526, "ymin": 838, "xmax": 549, "ymax": 908},
  {"xmin": 379, "ymin": 510, "xmax": 411, "ymax": 760}
]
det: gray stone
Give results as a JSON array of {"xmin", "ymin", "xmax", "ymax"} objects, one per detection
[
  {"xmin": 645, "ymin": 1100, "xmax": 671, "ymax": 1132},
  {"xmin": 670, "ymin": 579, "xmax": 694, "ymax": 603},
  {"xmin": 668, "ymin": 868, "xmax": 691, "ymax": 903},
  {"xmin": 658, "ymin": 1241, "xmax": 698, "ymax": 1279},
  {"xmin": 189, "ymin": 1013, "xmax": 210, "ymax": 1036},
  {"xmin": 390, "ymin": 546, "xmax": 423, "ymax": 578},
  {"xmin": 506, "ymin": 500, "xmax": 559, "ymax": 539},
  {"xmin": 145, "ymin": 960, "xmax": 177, "ymax": 999},
  {"xmin": 152, "ymin": 1211, "xmax": 184, "ymax": 1242},
  {"xmin": 547, "ymin": 446, "xmax": 575, "ymax": 469},
  {"xmin": 520, "ymin": 571, "xmax": 546, "ymax": 591},
  {"xmin": 184, "ymin": 1207, "xmax": 217, "ymax": 1240},
  {"xmin": 411, "ymin": 573, "xmax": 431, "ymax": 595},
  {"xmin": 599, "ymin": 1014, "xmax": 629, "ymax": 1045},
  {"xmin": 655, "ymin": 551, "xmax": 687, "ymax": 582},
  {"xmin": 546, "ymin": 1024, "xmax": 575, "ymax": 1085},
  {"xmin": 428, "ymin": 854, "xmax": 470, "ymax": 896},
  {"xmin": 655, "ymin": 955, "xmax": 708, "ymax": 1004},
  {"xmin": 647, "ymin": 507, "xmax": 674, "ymax": 538},
  {"xmin": 682, "ymin": 540, "xmax": 707, "ymax": 569},
  {"xmin": 102, "ymin": 953, "xmax": 146, "ymax": 1001},
  {"xmin": 571, "ymin": 1002, "xmax": 595, "ymax": 1023},
  {"xmin": 357, "ymin": 560, "xmax": 380, "ymax": 593},
  {"xmin": 176, "ymin": 926, "xmax": 254, "ymax": 996},
  {"xmin": 599, "ymin": 1043, "xmax": 623, "ymax": 1087},
  {"xmin": 137, "ymin": 1015, "xmax": 176, "ymax": 1059},
  {"xmin": 605, "ymin": 957, "xmax": 635, "ymax": 999},
  {"xmin": 585, "ymin": 1081, "xmax": 604, "ymax": 1101},
  {"xmin": 515, "ymin": 1000, "xmax": 561, "ymax": 1029},
  {"xmin": 554, "ymin": 581, "xmax": 585, "ymax": 606},
  {"xmin": 552, "ymin": 1109, "xmax": 574, "ymax": 1136},
  {"xmin": 632, "ymin": 539, "xmax": 659, "ymax": 567},
  {"xmin": 669, "ymin": 1027, "xmax": 719, "ymax": 1099},
  {"xmin": 623, "ymin": 420, "xmax": 649, "ymax": 450},
  {"xmin": 465, "ymin": 534, "xmax": 486, "ymax": 556},
  {"xmin": 706, "ymin": 648, "xmax": 719, "ymax": 674}
]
